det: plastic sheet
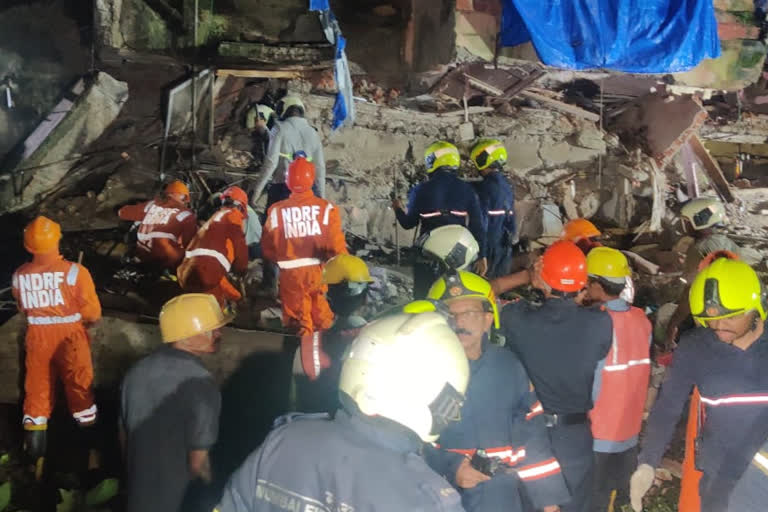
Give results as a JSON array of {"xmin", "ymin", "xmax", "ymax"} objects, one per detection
[{"xmin": 500, "ymin": 0, "xmax": 721, "ymax": 72}]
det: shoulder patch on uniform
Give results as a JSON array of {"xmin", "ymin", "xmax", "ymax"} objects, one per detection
[
  {"xmin": 66, "ymin": 264, "xmax": 80, "ymax": 286},
  {"xmin": 176, "ymin": 210, "xmax": 192, "ymax": 222}
]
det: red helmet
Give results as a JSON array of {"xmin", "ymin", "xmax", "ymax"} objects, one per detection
[
  {"xmin": 287, "ymin": 157, "xmax": 315, "ymax": 194},
  {"xmin": 221, "ymin": 186, "xmax": 248, "ymax": 212},
  {"xmin": 540, "ymin": 240, "xmax": 587, "ymax": 293}
]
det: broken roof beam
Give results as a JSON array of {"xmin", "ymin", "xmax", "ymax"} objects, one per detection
[
  {"xmin": 520, "ymin": 90, "xmax": 601, "ymax": 122},
  {"xmin": 216, "ymin": 69, "xmax": 303, "ymax": 79},
  {"xmin": 689, "ymin": 135, "xmax": 736, "ymax": 203}
]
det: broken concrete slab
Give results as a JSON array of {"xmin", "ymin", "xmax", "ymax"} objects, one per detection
[{"xmin": 0, "ymin": 71, "xmax": 129, "ymax": 214}]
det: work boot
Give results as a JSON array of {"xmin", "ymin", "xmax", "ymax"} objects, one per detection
[{"xmin": 23, "ymin": 427, "xmax": 47, "ymax": 481}]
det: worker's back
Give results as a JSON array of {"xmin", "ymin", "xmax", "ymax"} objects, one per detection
[
  {"xmin": 407, "ymin": 169, "xmax": 483, "ymax": 235},
  {"xmin": 216, "ymin": 410, "xmax": 464, "ymax": 512},
  {"xmin": 184, "ymin": 207, "xmax": 248, "ymax": 275}
]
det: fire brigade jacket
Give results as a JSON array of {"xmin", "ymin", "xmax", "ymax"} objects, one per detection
[
  {"xmin": 590, "ymin": 299, "xmax": 652, "ymax": 453},
  {"xmin": 425, "ymin": 342, "xmax": 570, "ymax": 511},
  {"xmin": 118, "ymin": 198, "xmax": 197, "ymax": 254},
  {"xmin": 395, "ymin": 169, "xmax": 486, "ymax": 258},
  {"xmin": 501, "ymin": 299, "xmax": 612, "ymax": 414},
  {"xmin": 261, "ymin": 191, "xmax": 347, "ymax": 268},
  {"xmin": 639, "ymin": 324, "xmax": 768, "ymax": 511},
  {"xmin": 184, "ymin": 207, "xmax": 248, "ymax": 276},
  {"xmin": 216, "ymin": 409, "xmax": 465, "ymax": 512},
  {"xmin": 473, "ymin": 170, "xmax": 516, "ymax": 247}
]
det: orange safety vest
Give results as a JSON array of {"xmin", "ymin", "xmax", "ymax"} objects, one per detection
[{"xmin": 590, "ymin": 307, "xmax": 652, "ymax": 443}]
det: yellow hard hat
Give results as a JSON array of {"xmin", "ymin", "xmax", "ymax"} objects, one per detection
[
  {"xmin": 586, "ymin": 247, "xmax": 630, "ymax": 280},
  {"xmin": 159, "ymin": 293, "xmax": 234, "ymax": 343},
  {"xmin": 323, "ymin": 254, "xmax": 374, "ymax": 285},
  {"xmin": 470, "ymin": 138, "xmax": 508, "ymax": 170},
  {"xmin": 689, "ymin": 258, "xmax": 766, "ymax": 327},
  {"xmin": 424, "ymin": 141, "xmax": 460, "ymax": 173},
  {"xmin": 560, "ymin": 218, "xmax": 601, "ymax": 242},
  {"xmin": 681, "ymin": 197, "xmax": 726, "ymax": 231},
  {"xmin": 24, "ymin": 216, "xmax": 62, "ymax": 254},
  {"xmin": 428, "ymin": 271, "xmax": 499, "ymax": 328}
]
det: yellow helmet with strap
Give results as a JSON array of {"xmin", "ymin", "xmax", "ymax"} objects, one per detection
[
  {"xmin": 470, "ymin": 138, "xmax": 508, "ymax": 170},
  {"xmin": 586, "ymin": 247, "xmax": 630, "ymax": 280},
  {"xmin": 427, "ymin": 271, "xmax": 499, "ymax": 328},
  {"xmin": 424, "ymin": 141, "xmax": 460, "ymax": 173},
  {"xmin": 689, "ymin": 258, "xmax": 766, "ymax": 326},
  {"xmin": 323, "ymin": 254, "xmax": 375, "ymax": 284},
  {"xmin": 159, "ymin": 294, "xmax": 234, "ymax": 343}
]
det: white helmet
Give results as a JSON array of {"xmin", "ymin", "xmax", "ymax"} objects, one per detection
[
  {"xmin": 420, "ymin": 225, "xmax": 479, "ymax": 271},
  {"xmin": 339, "ymin": 312, "xmax": 470, "ymax": 442},
  {"xmin": 681, "ymin": 197, "xmax": 726, "ymax": 231}
]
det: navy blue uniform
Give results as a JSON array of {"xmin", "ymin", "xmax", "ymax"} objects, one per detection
[
  {"xmin": 501, "ymin": 299, "xmax": 612, "ymax": 512},
  {"xmin": 639, "ymin": 324, "xmax": 768, "ymax": 512},
  {"xmin": 217, "ymin": 409, "xmax": 465, "ymax": 512},
  {"xmin": 395, "ymin": 169, "xmax": 485, "ymax": 299},
  {"xmin": 426, "ymin": 342, "xmax": 570, "ymax": 511},
  {"xmin": 473, "ymin": 171, "xmax": 515, "ymax": 279}
]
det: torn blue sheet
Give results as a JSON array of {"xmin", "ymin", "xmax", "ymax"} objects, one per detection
[
  {"xmin": 309, "ymin": 1, "xmax": 355, "ymax": 130},
  {"xmin": 500, "ymin": 0, "xmax": 721, "ymax": 73}
]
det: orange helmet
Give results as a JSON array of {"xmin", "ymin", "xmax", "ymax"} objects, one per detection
[
  {"xmin": 24, "ymin": 216, "xmax": 62, "ymax": 254},
  {"xmin": 541, "ymin": 240, "xmax": 587, "ymax": 293},
  {"xmin": 165, "ymin": 180, "xmax": 190, "ymax": 203},
  {"xmin": 221, "ymin": 186, "xmax": 248, "ymax": 205},
  {"xmin": 560, "ymin": 218, "xmax": 601, "ymax": 243},
  {"xmin": 287, "ymin": 157, "xmax": 316, "ymax": 194}
]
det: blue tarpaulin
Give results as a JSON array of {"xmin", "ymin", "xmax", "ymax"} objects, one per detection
[
  {"xmin": 309, "ymin": 1, "xmax": 355, "ymax": 130},
  {"xmin": 500, "ymin": 0, "xmax": 721, "ymax": 73}
]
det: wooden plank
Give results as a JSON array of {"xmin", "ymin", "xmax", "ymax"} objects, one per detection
[
  {"xmin": 689, "ymin": 135, "xmax": 736, "ymax": 203},
  {"xmin": 436, "ymin": 106, "xmax": 496, "ymax": 117},
  {"xmin": 216, "ymin": 69, "xmax": 302, "ymax": 79},
  {"xmin": 499, "ymin": 69, "xmax": 546, "ymax": 101},
  {"xmin": 520, "ymin": 90, "xmax": 601, "ymax": 122}
]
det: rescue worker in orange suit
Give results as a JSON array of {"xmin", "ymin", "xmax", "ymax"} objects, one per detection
[
  {"xmin": 12, "ymin": 216, "xmax": 102, "ymax": 472},
  {"xmin": 501, "ymin": 241, "xmax": 613, "ymax": 512},
  {"xmin": 118, "ymin": 180, "xmax": 197, "ymax": 272},
  {"xmin": 584, "ymin": 247, "xmax": 651, "ymax": 512},
  {"xmin": 630, "ymin": 257, "xmax": 768, "ymax": 512},
  {"xmin": 262, "ymin": 156, "xmax": 348, "ymax": 338},
  {"xmin": 178, "ymin": 186, "xmax": 249, "ymax": 307}
]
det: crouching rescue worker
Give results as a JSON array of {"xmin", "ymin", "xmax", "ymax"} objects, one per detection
[
  {"xmin": 121, "ymin": 293, "xmax": 230, "ymax": 512},
  {"xmin": 393, "ymin": 141, "xmax": 486, "ymax": 298},
  {"xmin": 584, "ymin": 248, "xmax": 651, "ymax": 512},
  {"xmin": 424, "ymin": 271, "xmax": 569, "ymax": 512},
  {"xmin": 215, "ymin": 310, "xmax": 470, "ymax": 512},
  {"xmin": 178, "ymin": 186, "xmax": 249, "ymax": 307},
  {"xmin": 470, "ymin": 139, "xmax": 516, "ymax": 279},
  {"xmin": 12, "ymin": 216, "xmax": 101, "ymax": 473},
  {"xmin": 502, "ymin": 241, "xmax": 613, "ymax": 512},
  {"xmin": 630, "ymin": 257, "xmax": 768, "ymax": 512},
  {"xmin": 118, "ymin": 180, "xmax": 197, "ymax": 272},
  {"xmin": 261, "ymin": 156, "xmax": 347, "ymax": 337}
]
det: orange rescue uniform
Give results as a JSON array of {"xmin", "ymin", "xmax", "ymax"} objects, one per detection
[
  {"xmin": 12, "ymin": 254, "xmax": 102, "ymax": 428},
  {"xmin": 261, "ymin": 191, "xmax": 348, "ymax": 336},
  {"xmin": 118, "ymin": 198, "xmax": 197, "ymax": 271},
  {"xmin": 177, "ymin": 207, "xmax": 248, "ymax": 305}
]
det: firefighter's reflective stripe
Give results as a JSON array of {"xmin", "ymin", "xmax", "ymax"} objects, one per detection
[
  {"xmin": 186, "ymin": 248, "xmax": 232, "ymax": 272},
  {"xmin": 66, "ymin": 264, "xmax": 79, "ymax": 286},
  {"xmin": 176, "ymin": 210, "xmax": 192, "ymax": 221},
  {"xmin": 450, "ymin": 210, "xmax": 468, "ymax": 217},
  {"xmin": 487, "ymin": 209, "xmax": 511, "ymax": 216},
  {"xmin": 137, "ymin": 231, "xmax": 177, "ymax": 242},
  {"xmin": 322, "ymin": 204, "xmax": 333, "ymax": 226},
  {"xmin": 277, "ymin": 258, "xmax": 322, "ymax": 269},
  {"xmin": 27, "ymin": 313, "xmax": 83, "ymax": 325},
  {"xmin": 73, "ymin": 404, "xmax": 97, "ymax": 424},
  {"xmin": 700, "ymin": 394, "xmax": 768, "ymax": 406},
  {"xmin": 23, "ymin": 415, "xmax": 48, "ymax": 426},
  {"xmin": 270, "ymin": 208, "xmax": 278, "ymax": 229},
  {"xmin": 447, "ymin": 446, "xmax": 527, "ymax": 465},
  {"xmin": 603, "ymin": 358, "xmax": 651, "ymax": 372},
  {"xmin": 526, "ymin": 401, "xmax": 544, "ymax": 420},
  {"xmin": 516, "ymin": 458, "xmax": 561, "ymax": 481},
  {"xmin": 420, "ymin": 211, "xmax": 442, "ymax": 218},
  {"xmin": 753, "ymin": 451, "xmax": 768, "ymax": 477}
]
